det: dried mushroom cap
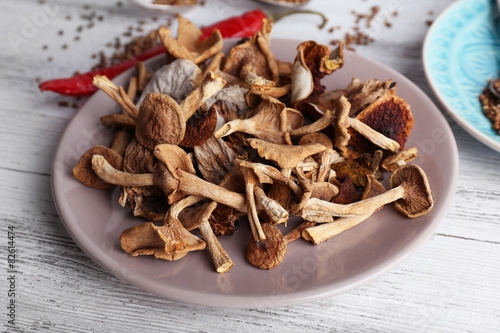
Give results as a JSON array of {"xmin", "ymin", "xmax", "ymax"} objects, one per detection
[
  {"xmin": 178, "ymin": 103, "xmax": 219, "ymax": 148},
  {"xmin": 136, "ymin": 93, "xmax": 185, "ymax": 150},
  {"xmin": 136, "ymin": 58, "xmax": 201, "ymax": 106},
  {"xmin": 222, "ymin": 19, "xmax": 279, "ymax": 89},
  {"xmin": 291, "ymin": 41, "xmax": 344, "ymax": 107},
  {"xmin": 246, "ymin": 223, "xmax": 286, "ymax": 270},
  {"xmin": 350, "ymin": 94, "xmax": 414, "ymax": 157},
  {"xmin": 390, "ymin": 164, "xmax": 433, "ymax": 218},
  {"xmin": 247, "ymin": 138, "xmax": 327, "ymax": 169},
  {"xmin": 135, "ymin": 72, "xmax": 225, "ymax": 150},
  {"xmin": 73, "ymin": 145, "xmax": 123, "ymax": 190},
  {"xmin": 308, "ymin": 181, "xmax": 339, "ymax": 202},
  {"xmin": 214, "ymin": 95, "xmax": 288, "ymax": 144},
  {"xmin": 158, "ymin": 14, "xmax": 223, "ymax": 64}
]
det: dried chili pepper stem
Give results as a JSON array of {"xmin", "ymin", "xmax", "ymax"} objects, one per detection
[{"xmin": 269, "ymin": 9, "xmax": 328, "ymax": 29}]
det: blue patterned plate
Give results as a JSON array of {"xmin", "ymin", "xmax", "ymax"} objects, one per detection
[{"xmin": 423, "ymin": 0, "xmax": 500, "ymax": 152}]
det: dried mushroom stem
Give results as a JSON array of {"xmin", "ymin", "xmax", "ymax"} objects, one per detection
[
  {"xmin": 289, "ymin": 108, "xmax": 335, "ymax": 137},
  {"xmin": 92, "ymin": 154, "xmax": 154, "ymax": 186},
  {"xmin": 382, "ymin": 147, "xmax": 418, "ymax": 171},
  {"xmin": 300, "ymin": 186, "xmax": 404, "ymax": 218},
  {"xmin": 302, "ymin": 213, "xmax": 373, "ymax": 245},
  {"xmin": 92, "ymin": 154, "xmax": 253, "ymax": 214},
  {"xmin": 349, "ymin": 117, "xmax": 400, "ymax": 152},
  {"xmin": 235, "ymin": 161, "xmax": 268, "ymax": 241},
  {"xmin": 92, "ymin": 75, "xmax": 139, "ymax": 119},
  {"xmin": 179, "ymin": 71, "xmax": 226, "ymax": 120},
  {"xmin": 196, "ymin": 202, "xmax": 235, "ymax": 273},
  {"xmin": 335, "ymin": 95, "xmax": 400, "ymax": 153}
]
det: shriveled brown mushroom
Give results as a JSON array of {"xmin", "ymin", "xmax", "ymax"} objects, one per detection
[
  {"xmin": 246, "ymin": 220, "xmax": 316, "ymax": 270},
  {"xmin": 135, "ymin": 71, "xmax": 226, "ymax": 150},
  {"xmin": 214, "ymin": 95, "xmax": 288, "ymax": 144},
  {"xmin": 222, "ymin": 19, "xmax": 279, "ymax": 91},
  {"xmin": 348, "ymin": 94, "xmax": 414, "ymax": 158},
  {"xmin": 246, "ymin": 223, "xmax": 285, "ymax": 269},
  {"xmin": 247, "ymin": 138, "xmax": 327, "ymax": 171},
  {"xmin": 73, "ymin": 131, "xmax": 131, "ymax": 190},
  {"xmin": 288, "ymin": 108, "xmax": 335, "ymax": 138},
  {"xmin": 291, "ymin": 41, "xmax": 344, "ymax": 108},
  {"xmin": 120, "ymin": 198, "xmax": 206, "ymax": 261},
  {"xmin": 158, "ymin": 14, "xmax": 223, "ymax": 65},
  {"xmin": 333, "ymin": 96, "xmax": 401, "ymax": 156},
  {"xmin": 298, "ymin": 163, "xmax": 433, "ymax": 220}
]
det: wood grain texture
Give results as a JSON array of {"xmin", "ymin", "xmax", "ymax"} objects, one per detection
[{"xmin": 1, "ymin": 0, "xmax": 500, "ymax": 332}]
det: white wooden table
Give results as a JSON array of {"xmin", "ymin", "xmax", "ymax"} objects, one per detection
[{"xmin": 1, "ymin": 0, "xmax": 499, "ymax": 331}]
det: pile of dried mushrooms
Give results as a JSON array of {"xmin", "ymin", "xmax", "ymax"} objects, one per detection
[{"xmin": 73, "ymin": 14, "xmax": 434, "ymax": 273}]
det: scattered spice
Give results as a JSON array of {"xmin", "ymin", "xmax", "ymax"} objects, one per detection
[
  {"xmin": 330, "ymin": 5, "xmax": 393, "ymax": 52},
  {"xmin": 48, "ymin": 56, "xmax": 53, "ymax": 62},
  {"xmin": 62, "ymin": 44, "xmax": 68, "ymax": 49},
  {"xmin": 72, "ymin": 102, "xmax": 79, "ymax": 109},
  {"xmin": 43, "ymin": 45, "xmax": 48, "ymax": 50},
  {"xmin": 58, "ymin": 30, "xmax": 64, "ymax": 36},
  {"xmin": 425, "ymin": 20, "xmax": 433, "ymax": 26},
  {"xmin": 58, "ymin": 101, "xmax": 69, "ymax": 107},
  {"xmin": 479, "ymin": 78, "xmax": 500, "ymax": 135},
  {"xmin": 36, "ymin": 77, "xmax": 43, "ymax": 83}
]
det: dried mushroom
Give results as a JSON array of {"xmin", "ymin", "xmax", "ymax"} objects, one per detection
[
  {"xmin": 348, "ymin": 94, "xmax": 414, "ymax": 157},
  {"xmin": 158, "ymin": 14, "xmax": 223, "ymax": 65},
  {"xmin": 222, "ymin": 19, "xmax": 279, "ymax": 91},
  {"xmin": 135, "ymin": 72, "xmax": 225, "ymax": 150},
  {"xmin": 73, "ymin": 131, "xmax": 131, "ymax": 190},
  {"xmin": 214, "ymin": 95, "xmax": 288, "ymax": 144},
  {"xmin": 291, "ymin": 41, "xmax": 344, "ymax": 108}
]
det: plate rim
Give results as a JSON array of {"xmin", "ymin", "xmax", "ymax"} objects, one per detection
[
  {"xmin": 51, "ymin": 37, "xmax": 459, "ymax": 308},
  {"xmin": 422, "ymin": 0, "xmax": 500, "ymax": 153}
]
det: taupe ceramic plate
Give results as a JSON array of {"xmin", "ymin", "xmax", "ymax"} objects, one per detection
[{"xmin": 52, "ymin": 38, "xmax": 458, "ymax": 308}]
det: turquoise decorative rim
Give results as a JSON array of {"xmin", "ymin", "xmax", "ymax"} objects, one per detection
[{"xmin": 423, "ymin": 0, "xmax": 500, "ymax": 152}]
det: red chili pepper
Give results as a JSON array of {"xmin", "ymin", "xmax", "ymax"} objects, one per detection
[
  {"xmin": 39, "ymin": 45, "xmax": 167, "ymax": 96},
  {"xmin": 200, "ymin": 9, "xmax": 327, "ymax": 40},
  {"xmin": 39, "ymin": 9, "xmax": 327, "ymax": 96}
]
